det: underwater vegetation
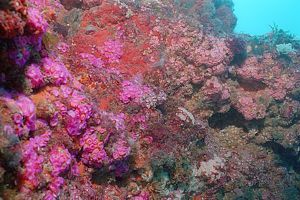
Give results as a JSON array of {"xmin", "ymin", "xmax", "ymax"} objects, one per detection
[{"xmin": 1, "ymin": 0, "xmax": 300, "ymax": 199}]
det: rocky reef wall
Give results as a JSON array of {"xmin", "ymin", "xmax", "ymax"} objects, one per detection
[{"xmin": 1, "ymin": 0, "xmax": 300, "ymax": 199}]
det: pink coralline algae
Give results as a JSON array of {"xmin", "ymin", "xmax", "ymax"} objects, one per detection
[
  {"xmin": 57, "ymin": 42, "xmax": 70, "ymax": 53},
  {"xmin": 167, "ymin": 25, "xmax": 233, "ymax": 71},
  {"xmin": 236, "ymin": 54, "xmax": 295, "ymax": 101},
  {"xmin": 236, "ymin": 57, "xmax": 264, "ymax": 83},
  {"xmin": 132, "ymin": 191, "xmax": 150, "ymax": 200},
  {"xmin": 25, "ymin": 63, "xmax": 44, "ymax": 88},
  {"xmin": 65, "ymin": 100, "xmax": 93, "ymax": 136},
  {"xmin": 79, "ymin": 53, "xmax": 104, "ymax": 68},
  {"xmin": 41, "ymin": 58, "xmax": 70, "ymax": 86},
  {"xmin": 21, "ymin": 152, "xmax": 44, "ymax": 189},
  {"xmin": 112, "ymin": 139, "xmax": 131, "ymax": 160},
  {"xmin": 53, "ymin": 88, "xmax": 93, "ymax": 136},
  {"xmin": 80, "ymin": 128, "xmax": 108, "ymax": 167},
  {"xmin": 16, "ymin": 95, "xmax": 36, "ymax": 131},
  {"xmin": 27, "ymin": 8, "xmax": 48, "ymax": 35},
  {"xmin": 120, "ymin": 80, "xmax": 152, "ymax": 104},
  {"xmin": 267, "ymin": 75, "xmax": 295, "ymax": 100},
  {"xmin": 27, "ymin": 0, "xmax": 48, "ymax": 8},
  {"xmin": 22, "ymin": 132, "xmax": 51, "ymax": 159},
  {"xmin": 65, "ymin": 109, "xmax": 84, "ymax": 135},
  {"xmin": 47, "ymin": 146, "xmax": 71, "ymax": 199},
  {"xmin": 46, "ymin": 177, "xmax": 64, "ymax": 199},
  {"xmin": 49, "ymin": 146, "xmax": 71, "ymax": 176},
  {"xmin": 131, "ymin": 113, "xmax": 149, "ymax": 130},
  {"xmin": 101, "ymin": 111, "xmax": 126, "ymax": 131},
  {"xmin": 192, "ymin": 36, "xmax": 233, "ymax": 67},
  {"xmin": 1, "ymin": 95, "xmax": 37, "ymax": 137},
  {"xmin": 99, "ymin": 39, "xmax": 123, "ymax": 64},
  {"xmin": 202, "ymin": 76, "xmax": 230, "ymax": 102},
  {"xmin": 120, "ymin": 79, "xmax": 166, "ymax": 108},
  {"xmin": 234, "ymin": 96, "xmax": 267, "ymax": 120},
  {"xmin": 21, "ymin": 132, "xmax": 51, "ymax": 190}
]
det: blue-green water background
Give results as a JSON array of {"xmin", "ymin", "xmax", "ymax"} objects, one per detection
[{"xmin": 232, "ymin": 0, "xmax": 300, "ymax": 37}]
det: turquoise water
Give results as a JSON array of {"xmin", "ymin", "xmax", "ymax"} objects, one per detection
[{"xmin": 233, "ymin": 0, "xmax": 300, "ymax": 37}]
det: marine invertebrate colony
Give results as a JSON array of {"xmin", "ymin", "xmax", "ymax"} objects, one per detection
[{"xmin": 1, "ymin": 0, "xmax": 300, "ymax": 199}]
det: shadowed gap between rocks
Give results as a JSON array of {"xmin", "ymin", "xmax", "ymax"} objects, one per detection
[
  {"xmin": 262, "ymin": 141, "xmax": 300, "ymax": 173},
  {"xmin": 208, "ymin": 107, "xmax": 264, "ymax": 132}
]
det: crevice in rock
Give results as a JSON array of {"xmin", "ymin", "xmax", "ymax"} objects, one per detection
[
  {"xmin": 208, "ymin": 108, "xmax": 264, "ymax": 132},
  {"xmin": 60, "ymin": 0, "xmax": 83, "ymax": 10},
  {"xmin": 262, "ymin": 141, "xmax": 300, "ymax": 173},
  {"xmin": 237, "ymin": 78, "xmax": 268, "ymax": 91}
]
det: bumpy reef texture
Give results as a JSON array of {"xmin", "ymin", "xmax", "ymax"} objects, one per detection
[{"xmin": 1, "ymin": 0, "xmax": 300, "ymax": 199}]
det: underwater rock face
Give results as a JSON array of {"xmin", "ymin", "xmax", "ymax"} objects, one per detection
[{"xmin": 0, "ymin": 0, "xmax": 300, "ymax": 199}]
